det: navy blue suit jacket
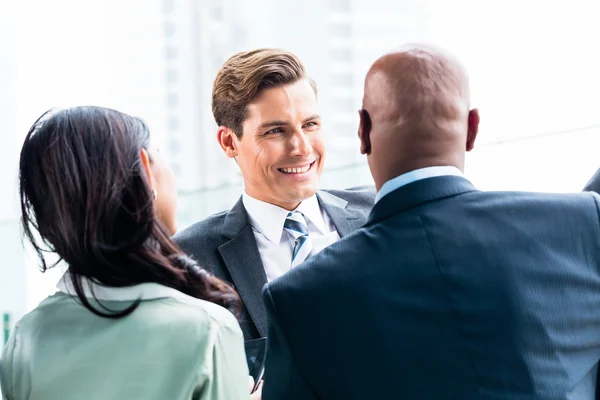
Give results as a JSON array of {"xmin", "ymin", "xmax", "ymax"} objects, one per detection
[{"xmin": 263, "ymin": 176, "xmax": 600, "ymax": 400}]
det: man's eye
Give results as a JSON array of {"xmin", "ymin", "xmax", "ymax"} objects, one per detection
[
  {"xmin": 265, "ymin": 128, "xmax": 284, "ymax": 135},
  {"xmin": 303, "ymin": 121, "xmax": 319, "ymax": 129}
]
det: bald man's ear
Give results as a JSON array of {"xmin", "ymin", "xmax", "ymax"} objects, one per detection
[
  {"xmin": 466, "ymin": 108, "xmax": 480, "ymax": 152},
  {"xmin": 358, "ymin": 109, "xmax": 372, "ymax": 155}
]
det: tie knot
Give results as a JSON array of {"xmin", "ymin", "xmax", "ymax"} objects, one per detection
[
  {"xmin": 284, "ymin": 211, "xmax": 308, "ymax": 238},
  {"xmin": 283, "ymin": 211, "xmax": 313, "ymax": 267}
]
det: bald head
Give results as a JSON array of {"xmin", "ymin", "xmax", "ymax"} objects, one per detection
[
  {"xmin": 359, "ymin": 44, "xmax": 479, "ymax": 190},
  {"xmin": 365, "ymin": 45, "xmax": 470, "ymax": 124}
]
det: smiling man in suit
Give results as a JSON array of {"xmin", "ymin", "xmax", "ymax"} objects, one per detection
[{"xmin": 174, "ymin": 48, "xmax": 375, "ymax": 340}]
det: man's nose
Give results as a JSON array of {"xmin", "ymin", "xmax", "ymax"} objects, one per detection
[{"xmin": 289, "ymin": 129, "xmax": 312, "ymax": 157}]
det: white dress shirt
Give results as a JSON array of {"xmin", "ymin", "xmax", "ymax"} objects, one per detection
[
  {"xmin": 242, "ymin": 192, "xmax": 340, "ymax": 281},
  {"xmin": 376, "ymin": 166, "xmax": 465, "ymax": 203}
]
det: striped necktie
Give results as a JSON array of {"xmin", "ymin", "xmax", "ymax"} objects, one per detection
[{"xmin": 283, "ymin": 211, "xmax": 313, "ymax": 268}]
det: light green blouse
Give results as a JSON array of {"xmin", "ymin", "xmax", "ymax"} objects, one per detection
[{"xmin": 0, "ymin": 277, "xmax": 249, "ymax": 400}]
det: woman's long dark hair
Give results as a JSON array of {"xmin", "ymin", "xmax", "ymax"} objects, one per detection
[{"xmin": 19, "ymin": 106, "xmax": 240, "ymax": 318}]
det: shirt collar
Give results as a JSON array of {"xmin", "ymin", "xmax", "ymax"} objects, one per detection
[
  {"xmin": 376, "ymin": 166, "xmax": 465, "ymax": 203},
  {"xmin": 296, "ymin": 195, "xmax": 327, "ymax": 233},
  {"xmin": 242, "ymin": 192, "xmax": 326, "ymax": 245},
  {"xmin": 56, "ymin": 271, "xmax": 191, "ymax": 302}
]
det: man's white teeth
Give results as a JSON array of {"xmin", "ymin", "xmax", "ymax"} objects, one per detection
[{"xmin": 281, "ymin": 165, "xmax": 310, "ymax": 174}]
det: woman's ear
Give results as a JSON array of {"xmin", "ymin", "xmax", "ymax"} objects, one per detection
[{"xmin": 140, "ymin": 148, "xmax": 154, "ymax": 189}]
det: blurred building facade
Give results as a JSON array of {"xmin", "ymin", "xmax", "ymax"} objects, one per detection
[
  {"xmin": 0, "ymin": 2, "xmax": 26, "ymax": 344},
  {"xmin": 2, "ymin": 0, "xmax": 600, "ymax": 336},
  {"xmin": 159, "ymin": 0, "xmax": 435, "ymax": 228}
]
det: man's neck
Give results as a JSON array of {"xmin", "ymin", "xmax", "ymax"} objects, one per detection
[
  {"xmin": 374, "ymin": 165, "xmax": 465, "ymax": 203},
  {"xmin": 243, "ymin": 190, "xmax": 302, "ymax": 211},
  {"xmin": 375, "ymin": 157, "xmax": 464, "ymax": 191}
]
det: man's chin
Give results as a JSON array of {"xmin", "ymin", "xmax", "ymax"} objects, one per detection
[{"xmin": 283, "ymin": 187, "xmax": 319, "ymax": 203}]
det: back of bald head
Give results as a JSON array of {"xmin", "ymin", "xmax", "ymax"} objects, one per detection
[
  {"xmin": 360, "ymin": 45, "xmax": 479, "ymax": 189},
  {"xmin": 364, "ymin": 44, "xmax": 471, "ymax": 133}
]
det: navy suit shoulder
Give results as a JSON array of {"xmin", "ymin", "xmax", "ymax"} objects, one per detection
[
  {"xmin": 269, "ymin": 188, "xmax": 600, "ymax": 296},
  {"xmin": 265, "ymin": 216, "xmax": 370, "ymax": 295},
  {"xmin": 262, "ymin": 186, "xmax": 376, "ymax": 302},
  {"xmin": 263, "ymin": 179, "xmax": 600, "ymax": 400}
]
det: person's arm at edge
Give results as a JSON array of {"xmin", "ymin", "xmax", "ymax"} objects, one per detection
[
  {"xmin": 0, "ymin": 324, "xmax": 17, "ymax": 400},
  {"xmin": 194, "ymin": 313, "xmax": 250, "ymax": 400}
]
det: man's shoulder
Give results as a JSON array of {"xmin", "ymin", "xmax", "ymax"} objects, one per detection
[
  {"xmin": 448, "ymin": 190, "xmax": 600, "ymax": 235},
  {"xmin": 321, "ymin": 185, "xmax": 376, "ymax": 206},
  {"xmin": 266, "ymin": 221, "xmax": 371, "ymax": 297},
  {"xmin": 172, "ymin": 209, "xmax": 234, "ymax": 260},
  {"xmin": 479, "ymin": 189, "xmax": 600, "ymax": 210},
  {"xmin": 174, "ymin": 210, "xmax": 229, "ymax": 243}
]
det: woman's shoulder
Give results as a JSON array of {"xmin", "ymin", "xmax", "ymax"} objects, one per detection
[
  {"xmin": 2, "ymin": 292, "xmax": 246, "ymax": 399},
  {"xmin": 16, "ymin": 289, "xmax": 241, "ymax": 343},
  {"xmin": 156, "ymin": 290, "xmax": 240, "ymax": 332},
  {"xmin": 129, "ymin": 290, "xmax": 244, "ymax": 355}
]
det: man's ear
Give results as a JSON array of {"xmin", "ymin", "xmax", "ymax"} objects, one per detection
[
  {"xmin": 217, "ymin": 126, "xmax": 239, "ymax": 158},
  {"xmin": 140, "ymin": 148, "xmax": 154, "ymax": 189},
  {"xmin": 358, "ymin": 109, "xmax": 372, "ymax": 155},
  {"xmin": 466, "ymin": 108, "xmax": 480, "ymax": 152}
]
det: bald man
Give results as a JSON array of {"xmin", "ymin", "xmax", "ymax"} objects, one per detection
[{"xmin": 261, "ymin": 44, "xmax": 600, "ymax": 400}]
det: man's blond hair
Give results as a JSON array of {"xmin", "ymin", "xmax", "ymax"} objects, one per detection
[{"xmin": 212, "ymin": 48, "xmax": 317, "ymax": 138}]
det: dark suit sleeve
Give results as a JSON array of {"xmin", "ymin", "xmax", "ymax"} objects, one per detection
[
  {"xmin": 586, "ymin": 192, "xmax": 600, "ymax": 400},
  {"xmin": 262, "ymin": 285, "xmax": 317, "ymax": 400},
  {"xmin": 590, "ymin": 192, "xmax": 600, "ymax": 249}
]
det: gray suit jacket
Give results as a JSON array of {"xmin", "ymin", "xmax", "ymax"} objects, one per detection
[{"xmin": 173, "ymin": 187, "xmax": 375, "ymax": 339}]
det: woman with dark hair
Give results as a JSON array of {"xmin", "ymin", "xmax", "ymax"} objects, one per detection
[{"xmin": 0, "ymin": 106, "xmax": 253, "ymax": 399}]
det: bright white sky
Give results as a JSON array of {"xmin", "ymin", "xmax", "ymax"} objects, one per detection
[{"xmin": 1, "ymin": 0, "xmax": 599, "ymax": 311}]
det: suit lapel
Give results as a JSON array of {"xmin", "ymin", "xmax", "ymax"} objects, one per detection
[
  {"xmin": 317, "ymin": 191, "xmax": 368, "ymax": 237},
  {"xmin": 218, "ymin": 198, "xmax": 268, "ymax": 337},
  {"xmin": 216, "ymin": 191, "xmax": 370, "ymax": 337}
]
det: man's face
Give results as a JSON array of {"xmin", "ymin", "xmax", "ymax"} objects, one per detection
[{"xmin": 234, "ymin": 79, "xmax": 325, "ymax": 210}]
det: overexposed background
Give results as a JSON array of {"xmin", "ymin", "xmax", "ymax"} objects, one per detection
[{"xmin": 1, "ymin": 0, "xmax": 599, "ymax": 332}]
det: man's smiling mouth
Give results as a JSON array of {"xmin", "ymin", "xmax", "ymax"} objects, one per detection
[{"xmin": 278, "ymin": 161, "xmax": 315, "ymax": 174}]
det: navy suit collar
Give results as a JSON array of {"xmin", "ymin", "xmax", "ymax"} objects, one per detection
[{"xmin": 367, "ymin": 175, "xmax": 477, "ymax": 226}]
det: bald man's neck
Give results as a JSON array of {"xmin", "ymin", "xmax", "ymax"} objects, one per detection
[{"xmin": 370, "ymin": 123, "xmax": 466, "ymax": 191}]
